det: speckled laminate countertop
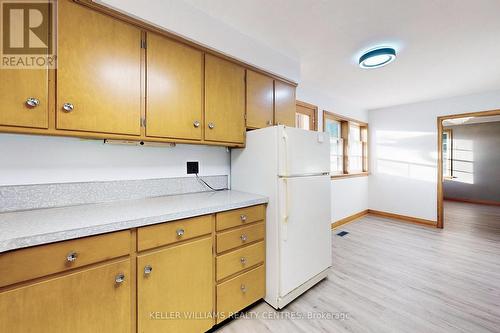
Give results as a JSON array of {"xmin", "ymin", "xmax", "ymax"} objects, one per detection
[{"xmin": 0, "ymin": 190, "xmax": 268, "ymax": 253}]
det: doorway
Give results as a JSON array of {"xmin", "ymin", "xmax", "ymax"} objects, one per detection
[{"xmin": 437, "ymin": 109, "xmax": 500, "ymax": 228}]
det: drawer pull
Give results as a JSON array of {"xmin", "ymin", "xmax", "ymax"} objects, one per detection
[
  {"xmin": 240, "ymin": 284, "xmax": 247, "ymax": 293},
  {"xmin": 240, "ymin": 257, "xmax": 247, "ymax": 265},
  {"xmin": 115, "ymin": 273, "xmax": 125, "ymax": 284},
  {"xmin": 66, "ymin": 251, "xmax": 78, "ymax": 263},
  {"xmin": 193, "ymin": 120, "xmax": 200, "ymax": 128},
  {"xmin": 62, "ymin": 102, "xmax": 74, "ymax": 113},
  {"xmin": 240, "ymin": 214, "xmax": 247, "ymax": 222},
  {"xmin": 240, "ymin": 234, "xmax": 248, "ymax": 242},
  {"xmin": 208, "ymin": 122, "xmax": 215, "ymax": 129},
  {"xmin": 144, "ymin": 265, "xmax": 153, "ymax": 276},
  {"xmin": 176, "ymin": 228, "xmax": 185, "ymax": 237}
]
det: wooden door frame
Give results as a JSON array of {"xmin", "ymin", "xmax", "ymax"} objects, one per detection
[
  {"xmin": 296, "ymin": 100, "xmax": 318, "ymax": 130},
  {"xmin": 436, "ymin": 108, "xmax": 500, "ymax": 228}
]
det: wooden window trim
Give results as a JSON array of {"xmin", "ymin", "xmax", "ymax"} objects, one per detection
[
  {"xmin": 296, "ymin": 100, "xmax": 318, "ymax": 131},
  {"xmin": 323, "ymin": 111, "xmax": 369, "ymax": 179}
]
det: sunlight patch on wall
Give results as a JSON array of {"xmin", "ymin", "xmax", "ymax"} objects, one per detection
[
  {"xmin": 374, "ymin": 130, "xmax": 435, "ymax": 182},
  {"xmin": 450, "ymin": 138, "xmax": 474, "ymax": 184}
]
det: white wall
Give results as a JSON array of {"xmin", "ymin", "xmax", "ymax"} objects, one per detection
[
  {"xmin": 97, "ymin": 0, "xmax": 300, "ymax": 82},
  {"xmin": 443, "ymin": 122, "xmax": 500, "ymax": 202},
  {"xmin": 297, "ymin": 85, "xmax": 369, "ymax": 222},
  {"xmin": 0, "ymin": 134, "xmax": 229, "ymax": 186},
  {"xmin": 368, "ymin": 90, "xmax": 500, "ymax": 221}
]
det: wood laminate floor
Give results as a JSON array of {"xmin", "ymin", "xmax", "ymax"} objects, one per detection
[{"xmin": 213, "ymin": 201, "xmax": 500, "ymax": 333}]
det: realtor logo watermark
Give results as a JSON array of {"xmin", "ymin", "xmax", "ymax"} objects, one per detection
[{"xmin": 1, "ymin": 0, "xmax": 56, "ymax": 68}]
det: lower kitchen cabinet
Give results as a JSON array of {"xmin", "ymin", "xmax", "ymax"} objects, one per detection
[
  {"xmin": 137, "ymin": 237, "xmax": 213, "ymax": 333},
  {"xmin": 0, "ymin": 259, "xmax": 131, "ymax": 333},
  {"xmin": 0, "ymin": 204, "xmax": 266, "ymax": 333}
]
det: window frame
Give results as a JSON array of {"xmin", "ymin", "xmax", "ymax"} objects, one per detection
[
  {"xmin": 323, "ymin": 111, "xmax": 369, "ymax": 179},
  {"xmin": 296, "ymin": 100, "xmax": 318, "ymax": 131},
  {"xmin": 442, "ymin": 128, "xmax": 453, "ymax": 179}
]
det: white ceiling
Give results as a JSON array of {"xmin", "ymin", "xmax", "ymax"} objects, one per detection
[
  {"xmin": 183, "ymin": 0, "xmax": 500, "ymax": 110},
  {"xmin": 443, "ymin": 115, "xmax": 500, "ymax": 126}
]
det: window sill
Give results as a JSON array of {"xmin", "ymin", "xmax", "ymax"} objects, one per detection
[{"xmin": 331, "ymin": 172, "xmax": 369, "ymax": 180}]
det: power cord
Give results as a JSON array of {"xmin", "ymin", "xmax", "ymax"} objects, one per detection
[{"xmin": 195, "ymin": 174, "xmax": 227, "ymax": 192}]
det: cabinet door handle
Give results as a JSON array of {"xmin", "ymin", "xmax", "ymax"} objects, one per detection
[
  {"xmin": 176, "ymin": 228, "xmax": 185, "ymax": 237},
  {"xmin": 193, "ymin": 120, "xmax": 200, "ymax": 128},
  {"xmin": 66, "ymin": 251, "xmax": 78, "ymax": 263},
  {"xmin": 63, "ymin": 103, "xmax": 74, "ymax": 113},
  {"xmin": 240, "ymin": 214, "xmax": 247, "ymax": 222},
  {"xmin": 115, "ymin": 273, "xmax": 125, "ymax": 284},
  {"xmin": 267, "ymin": 120, "xmax": 273, "ymax": 126},
  {"xmin": 144, "ymin": 265, "xmax": 153, "ymax": 276},
  {"xmin": 240, "ymin": 284, "xmax": 247, "ymax": 293},
  {"xmin": 240, "ymin": 234, "xmax": 248, "ymax": 242},
  {"xmin": 240, "ymin": 257, "xmax": 247, "ymax": 265},
  {"xmin": 26, "ymin": 97, "xmax": 40, "ymax": 108},
  {"xmin": 208, "ymin": 122, "xmax": 215, "ymax": 129}
]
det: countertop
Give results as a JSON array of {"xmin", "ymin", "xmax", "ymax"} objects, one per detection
[{"xmin": 0, "ymin": 190, "xmax": 268, "ymax": 253}]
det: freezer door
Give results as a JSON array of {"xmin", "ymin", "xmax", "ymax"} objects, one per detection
[
  {"xmin": 278, "ymin": 126, "xmax": 330, "ymax": 177},
  {"xmin": 278, "ymin": 175, "xmax": 332, "ymax": 297}
]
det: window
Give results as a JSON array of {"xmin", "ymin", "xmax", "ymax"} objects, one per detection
[
  {"xmin": 442, "ymin": 129, "xmax": 453, "ymax": 178},
  {"xmin": 296, "ymin": 101, "xmax": 317, "ymax": 131},
  {"xmin": 323, "ymin": 111, "xmax": 368, "ymax": 178}
]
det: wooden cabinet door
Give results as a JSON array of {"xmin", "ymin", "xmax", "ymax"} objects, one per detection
[
  {"xmin": 56, "ymin": 0, "xmax": 141, "ymax": 135},
  {"xmin": 274, "ymin": 80, "xmax": 296, "ymax": 127},
  {"xmin": 246, "ymin": 70, "xmax": 274, "ymax": 129},
  {"xmin": 146, "ymin": 33, "xmax": 203, "ymax": 140},
  {"xmin": 0, "ymin": 70, "xmax": 48, "ymax": 129},
  {"xmin": 205, "ymin": 54, "xmax": 245, "ymax": 144},
  {"xmin": 137, "ymin": 237, "xmax": 213, "ymax": 333},
  {"xmin": 0, "ymin": 260, "xmax": 131, "ymax": 333}
]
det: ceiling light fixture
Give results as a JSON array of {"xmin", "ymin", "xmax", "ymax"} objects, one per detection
[{"xmin": 359, "ymin": 47, "xmax": 396, "ymax": 69}]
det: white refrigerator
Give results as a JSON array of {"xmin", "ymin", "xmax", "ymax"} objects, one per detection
[{"xmin": 231, "ymin": 125, "xmax": 332, "ymax": 309}]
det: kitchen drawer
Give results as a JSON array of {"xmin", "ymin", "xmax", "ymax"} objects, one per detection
[
  {"xmin": 0, "ymin": 231, "xmax": 130, "ymax": 288},
  {"xmin": 216, "ymin": 205, "xmax": 265, "ymax": 231},
  {"xmin": 216, "ymin": 264, "xmax": 265, "ymax": 323},
  {"xmin": 137, "ymin": 215, "xmax": 212, "ymax": 251},
  {"xmin": 216, "ymin": 241, "xmax": 265, "ymax": 281},
  {"xmin": 216, "ymin": 222, "xmax": 264, "ymax": 254}
]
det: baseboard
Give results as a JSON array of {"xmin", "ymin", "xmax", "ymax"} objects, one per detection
[
  {"xmin": 444, "ymin": 197, "xmax": 500, "ymax": 206},
  {"xmin": 367, "ymin": 209, "xmax": 437, "ymax": 227},
  {"xmin": 331, "ymin": 209, "xmax": 369, "ymax": 229}
]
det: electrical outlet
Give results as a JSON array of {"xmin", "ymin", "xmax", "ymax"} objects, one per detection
[{"xmin": 187, "ymin": 161, "xmax": 199, "ymax": 174}]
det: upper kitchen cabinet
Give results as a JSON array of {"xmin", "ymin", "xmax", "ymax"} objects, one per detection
[
  {"xmin": 246, "ymin": 70, "xmax": 274, "ymax": 129},
  {"xmin": 0, "ymin": 73, "xmax": 48, "ymax": 129},
  {"xmin": 274, "ymin": 80, "xmax": 296, "ymax": 127},
  {"xmin": 56, "ymin": 0, "xmax": 142, "ymax": 135},
  {"xmin": 146, "ymin": 33, "xmax": 203, "ymax": 140},
  {"xmin": 205, "ymin": 54, "xmax": 245, "ymax": 144}
]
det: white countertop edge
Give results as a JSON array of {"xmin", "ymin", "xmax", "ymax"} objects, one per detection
[{"xmin": 0, "ymin": 195, "xmax": 267, "ymax": 253}]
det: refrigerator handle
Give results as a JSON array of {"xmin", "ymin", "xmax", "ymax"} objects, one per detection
[
  {"xmin": 282, "ymin": 178, "xmax": 289, "ymax": 241},
  {"xmin": 281, "ymin": 129, "xmax": 289, "ymax": 177}
]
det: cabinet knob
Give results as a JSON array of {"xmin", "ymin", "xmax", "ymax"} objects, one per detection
[
  {"xmin": 115, "ymin": 273, "xmax": 125, "ymax": 284},
  {"xmin": 63, "ymin": 103, "xmax": 74, "ymax": 113},
  {"xmin": 26, "ymin": 97, "xmax": 40, "ymax": 108},
  {"xmin": 267, "ymin": 120, "xmax": 273, "ymax": 126},
  {"xmin": 176, "ymin": 228, "xmax": 185, "ymax": 237},
  {"xmin": 240, "ymin": 234, "xmax": 248, "ymax": 242},
  {"xmin": 240, "ymin": 257, "xmax": 247, "ymax": 265},
  {"xmin": 144, "ymin": 265, "xmax": 153, "ymax": 276},
  {"xmin": 240, "ymin": 284, "xmax": 247, "ymax": 293},
  {"xmin": 193, "ymin": 120, "xmax": 200, "ymax": 128},
  {"xmin": 240, "ymin": 214, "xmax": 247, "ymax": 222},
  {"xmin": 208, "ymin": 122, "xmax": 215, "ymax": 129},
  {"xmin": 66, "ymin": 251, "xmax": 78, "ymax": 263}
]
